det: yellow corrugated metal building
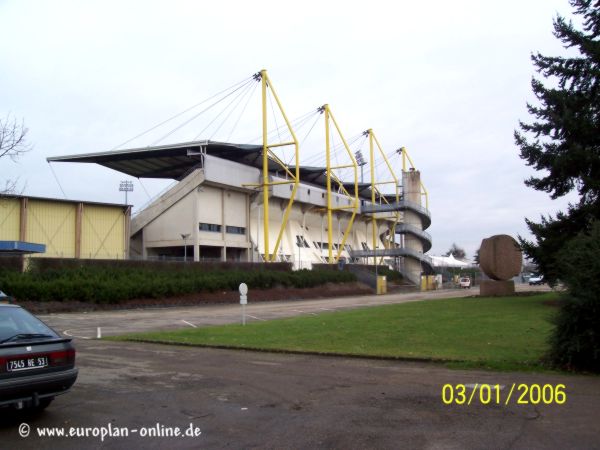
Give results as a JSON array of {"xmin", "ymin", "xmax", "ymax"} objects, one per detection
[{"xmin": 0, "ymin": 195, "xmax": 130, "ymax": 259}]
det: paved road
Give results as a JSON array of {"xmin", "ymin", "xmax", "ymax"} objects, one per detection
[
  {"xmin": 0, "ymin": 339, "xmax": 597, "ymax": 449},
  {"xmin": 38, "ymin": 285, "xmax": 550, "ymax": 339}
]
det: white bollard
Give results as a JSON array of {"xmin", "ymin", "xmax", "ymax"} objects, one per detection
[{"xmin": 239, "ymin": 283, "xmax": 248, "ymax": 326}]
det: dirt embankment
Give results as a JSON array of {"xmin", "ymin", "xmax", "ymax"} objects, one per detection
[{"xmin": 19, "ymin": 282, "xmax": 373, "ymax": 314}]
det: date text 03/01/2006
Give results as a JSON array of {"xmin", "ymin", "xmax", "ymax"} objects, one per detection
[{"xmin": 441, "ymin": 384, "xmax": 566, "ymax": 406}]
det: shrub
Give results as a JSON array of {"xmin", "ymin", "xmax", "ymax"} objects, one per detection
[
  {"xmin": 0, "ymin": 264, "xmax": 356, "ymax": 304},
  {"xmin": 549, "ymin": 220, "xmax": 600, "ymax": 372}
]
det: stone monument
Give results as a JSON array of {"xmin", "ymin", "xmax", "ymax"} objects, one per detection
[{"xmin": 479, "ymin": 234, "xmax": 522, "ymax": 296}]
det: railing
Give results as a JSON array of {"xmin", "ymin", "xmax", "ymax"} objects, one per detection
[
  {"xmin": 394, "ymin": 224, "xmax": 432, "ymax": 252},
  {"xmin": 360, "ymin": 200, "xmax": 431, "ymax": 229},
  {"xmin": 348, "ymin": 247, "xmax": 434, "ymax": 270}
]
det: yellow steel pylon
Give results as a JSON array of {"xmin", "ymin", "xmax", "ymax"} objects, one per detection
[
  {"xmin": 258, "ymin": 70, "xmax": 299, "ymax": 262},
  {"xmin": 322, "ymin": 104, "xmax": 358, "ymax": 264}
]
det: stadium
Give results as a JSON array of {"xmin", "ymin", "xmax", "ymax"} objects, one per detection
[{"xmin": 45, "ymin": 71, "xmax": 433, "ymax": 286}]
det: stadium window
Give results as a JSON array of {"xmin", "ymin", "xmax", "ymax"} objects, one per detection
[
  {"xmin": 296, "ymin": 235, "xmax": 310, "ymax": 248},
  {"xmin": 199, "ymin": 223, "xmax": 221, "ymax": 232},
  {"xmin": 226, "ymin": 225, "xmax": 246, "ymax": 235}
]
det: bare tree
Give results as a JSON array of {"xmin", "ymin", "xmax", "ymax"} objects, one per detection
[{"xmin": 1, "ymin": 114, "xmax": 31, "ymax": 194}]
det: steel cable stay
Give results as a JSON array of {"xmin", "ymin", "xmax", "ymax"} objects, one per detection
[
  {"xmin": 297, "ymin": 113, "xmax": 322, "ymax": 160},
  {"xmin": 332, "ymin": 133, "xmax": 366, "ymax": 183},
  {"xmin": 266, "ymin": 89, "xmax": 286, "ymax": 163},
  {"xmin": 244, "ymin": 109, "xmax": 319, "ymax": 145},
  {"xmin": 301, "ymin": 132, "xmax": 344, "ymax": 166},
  {"xmin": 196, "ymin": 79, "xmax": 257, "ymax": 141},
  {"xmin": 153, "ymin": 77, "xmax": 256, "ymax": 146},
  {"xmin": 110, "ymin": 75, "xmax": 255, "ymax": 151},
  {"xmin": 264, "ymin": 108, "xmax": 322, "ymax": 166},
  {"xmin": 226, "ymin": 80, "xmax": 260, "ymax": 142},
  {"xmin": 285, "ymin": 111, "xmax": 321, "ymax": 149},
  {"xmin": 47, "ymin": 162, "xmax": 68, "ymax": 199}
]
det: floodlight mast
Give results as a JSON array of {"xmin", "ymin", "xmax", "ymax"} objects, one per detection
[
  {"xmin": 119, "ymin": 180, "xmax": 134, "ymax": 205},
  {"xmin": 355, "ymin": 150, "xmax": 366, "ymax": 183}
]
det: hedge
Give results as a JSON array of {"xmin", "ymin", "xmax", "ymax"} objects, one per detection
[{"xmin": 0, "ymin": 266, "xmax": 356, "ymax": 304}]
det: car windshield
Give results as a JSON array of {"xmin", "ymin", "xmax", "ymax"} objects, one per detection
[{"xmin": 0, "ymin": 307, "xmax": 59, "ymax": 343}]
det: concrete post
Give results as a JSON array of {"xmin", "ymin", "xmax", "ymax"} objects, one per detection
[{"xmin": 193, "ymin": 187, "xmax": 200, "ymax": 262}]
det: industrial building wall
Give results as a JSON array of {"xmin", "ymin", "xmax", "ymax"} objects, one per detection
[
  {"xmin": 0, "ymin": 195, "xmax": 129, "ymax": 259},
  {"xmin": 81, "ymin": 205, "xmax": 127, "ymax": 259},
  {"xmin": 0, "ymin": 197, "xmax": 20, "ymax": 241},
  {"xmin": 27, "ymin": 199, "xmax": 76, "ymax": 258}
]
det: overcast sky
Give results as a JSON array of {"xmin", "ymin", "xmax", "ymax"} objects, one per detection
[{"xmin": 0, "ymin": 0, "xmax": 581, "ymax": 258}]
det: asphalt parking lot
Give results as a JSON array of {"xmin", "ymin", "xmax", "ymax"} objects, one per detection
[
  {"xmin": 5, "ymin": 285, "xmax": 597, "ymax": 449},
  {"xmin": 1, "ymin": 339, "xmax": 599, "ymax": 449}
]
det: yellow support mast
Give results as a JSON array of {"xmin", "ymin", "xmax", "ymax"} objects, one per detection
[
  {"xmin": 259, "ymin": 70, "xmax": 299, "ymax": 262},
  {"xmin": 322, "ymin": 104, "xmax": 359, "ymax": 264},
  {"xmin": 367, "ymin": 129, "xmax": 400, "ymax": 266}
]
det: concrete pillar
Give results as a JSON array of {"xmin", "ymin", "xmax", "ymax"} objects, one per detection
[
  {"xmin": 402, "ymin": 170, "xmax": 424, "ymax": 285},
  {"xmin": 75, "ymin": 203, "xmax": 83, "ymax": 259},
  {"xmin": 221, "ymin": 189, "xmax": 227, "ymax": 262},
  {"xmin": 193, "ymin": 187, "xmax": 200, "ymax": 262},
  {"xmin": 124, "ymin": 206, "xmax": 131, "ymax": 259},
  {"xmin": 19, "ymin": 197, "xmax": 28, "ymax": 241},
  {"xmin": 246, "ymin": 193, "xmax": 251, "ymax": 262},
  {"xmin": 141, "ymin": 227, "xmax": 148, "ymax": 260},
  {"xmin": 402, "ymin": 170, "xmax": 422, "ymax": 205}
]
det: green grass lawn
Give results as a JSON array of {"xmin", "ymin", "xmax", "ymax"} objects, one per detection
[{"xmin": 111, "ymin": 293, "xmax": 559, "ymax": 372}]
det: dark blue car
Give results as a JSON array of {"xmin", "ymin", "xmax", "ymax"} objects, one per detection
[{"xmin": 0, "ymin": 304, "xmax": 78, "ymax": 411}]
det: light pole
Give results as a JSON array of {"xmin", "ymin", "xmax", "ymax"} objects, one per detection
[
  {"xmin": 181, "ymin": 233, "xmax": 190, "ymax": 262},
  {"xmin": 355, "ymin": 150, "xmax": 366, "ymax": 183},
  {"xmin": 375, "ymin": 244, "xmax": 379, "ymax": 279},
  {"xmin": 119, "ymin": 180, "xmax": 134, "ymax": 205}
]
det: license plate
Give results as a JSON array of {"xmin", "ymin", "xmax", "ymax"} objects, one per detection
[{"xmin": 7, "ymin": 356, "xmax": 49, "ymax": 372}]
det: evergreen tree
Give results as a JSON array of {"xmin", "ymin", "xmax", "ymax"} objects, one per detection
[
  {"xmin": 516, "ymin": 0, "xmax": 600, "ymax": 371},
  {"xmin": 515, "ymin": 0, "xmax": 600, "ymax": 283}
]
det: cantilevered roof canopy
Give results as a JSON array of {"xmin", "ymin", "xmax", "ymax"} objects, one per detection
[
  {"xmin": 48, "ymin": 140, "xmax": 386, "ymax": 200},
  {"xmin": 47, "ymin": 141, "xmax": 264, "ymax": 180}
]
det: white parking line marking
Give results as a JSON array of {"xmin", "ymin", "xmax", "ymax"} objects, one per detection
[
  {"xmin": 181, "ymin": 320, "xmax": 197, "ymax": 328},
  {"xmin": 63, "ymin": 329, "xmax": 92, "ymax": 340},
  {"xmin": 246, "ymin": 315, "xmax": 265, "ymax": 321}
]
